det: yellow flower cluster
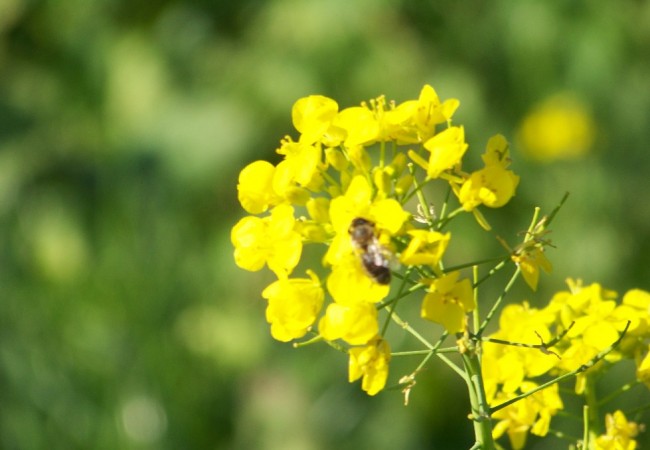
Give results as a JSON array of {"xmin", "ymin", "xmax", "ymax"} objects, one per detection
[
  {"xmin": 231, "ymin": 85, "xmax": 521, "ymax": 395},
  {"xmin": 484, "ymin": 279, "xmax": 650, "ymax": 449},
  {"xmin": 595, "ymin": 410, "xmax": 639, "ymax": 450}
]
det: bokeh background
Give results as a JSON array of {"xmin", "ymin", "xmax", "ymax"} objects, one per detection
[{"xmin": 1, "ymin": 0, "xmax": 649, "ymax": 448}]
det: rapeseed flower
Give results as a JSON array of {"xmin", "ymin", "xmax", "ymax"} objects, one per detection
[
  {"xmin": 594, "ymin": 410, "xmax": 639, "ymax": 450},
  {"xmin": 262, "ymin": 271, "xmax": 324, "ymax": 342},
  {"xmin": 421, "ymin": 271, "xmax": 475, "ymax": 334},
  {"xmin": 233, "ymin": 85, "xmax": 521, "ymax": 396}
]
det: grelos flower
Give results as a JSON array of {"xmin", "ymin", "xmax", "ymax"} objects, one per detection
[
  {"xmin": 231, "ymin": 204, "xmax": 302, "ymax": 278},
  {"xmin": 262, "ymin": 271, "xmax": 324, "ymax": 342}
]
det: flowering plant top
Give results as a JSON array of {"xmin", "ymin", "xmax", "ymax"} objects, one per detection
[{"xmin": 231, "ymin": 85, "xmax": 649, "ymax": 450}]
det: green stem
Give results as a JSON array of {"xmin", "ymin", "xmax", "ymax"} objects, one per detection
[
  {"xmin": 490, "ymin": 321, "xmax": 630, "ymax": 414},
  {"xmin": 408, "ymin": 163, "xmax": 434, "ymax": 227},
  {"xmin": 583, "ymin": 374, "xmax": 601, "ymax": 444},
  {"xmin": 597, "ymin": 380, "xmax": 640, "ymax": 406},
  {"xmin": 476, "ymin": 267, "xmax": 521, "ymax": 337},
  {"xmin": 462, "ymin": 350, "xmax": 496, "ymax": 450}
]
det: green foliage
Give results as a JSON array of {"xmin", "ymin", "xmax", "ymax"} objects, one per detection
[{"xmin": 0, "ymin": 0, "xmax": 649, "ymax": 448}]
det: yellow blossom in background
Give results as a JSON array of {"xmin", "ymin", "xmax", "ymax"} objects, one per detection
[
  {"xmin": 262, "ymin": 271, "xmax": 324, "ymax": 342},
  {"xmin": 594, "ymin": 410, "xmax": 639, "ymax": 450},
  {"xmin": 636, "ymin": 345, "xmax": 650, "ymax": 387},
  {"xmin": 492, "ymin": 383, "xmax": 563, "ymax": 450},
  {"xmin": 482, "ymin": 303, "xmax": 558, "ymax": 400},
  {"xmin": 421, "ymin": 271, "xmax": 475, "ymax": 334},
  {"xmin": 518, "ymin": 93, "xmax": 596, "ymax": 162},
  {"xmin": 349, "ymin": 338, "xmax": 391, "ymax": 396}
]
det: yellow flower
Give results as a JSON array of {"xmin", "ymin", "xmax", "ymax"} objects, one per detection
[
  {"xmin": 540, "ymin": 281, "xmax": 632, "ymax": 389},
  {"xmin": 394, "ymin": 84, "xmax": 460, "ymax": 142},
  {"xmin": 275, "ymin": 138, "xmax": 325, "ymax": 192},
  {"xmin": 421, "ymin": 271, "xmax": 475, "ymax": 334},
  {"xmin": 518, "ymin": 93, "xmax": 595, "ymax": 162},
  {"xmin": 620, "ymin": 289, "xmax": 650, "ymax": 337},
  {"xmin": 595, "ymin": 410, "xmax": 639, "ymax": 450},
  {"xmin": 318, "ymin": 302, "xmax": 378, "ymax": 345},
  {"xmin": 326, "ymin": 252, "xmax": 390, "ymax": 305},
  {"xmin": 414, "ymin": 84, "xmax": 459, "ymax": 138},
  {"xmin": 458, "ymin": 165, "xmax": 520, "ymax": 211},
  {"xmin": 512, "ymin": 247, "xmax": 552, "ymax": 291},
  {"xmin": 482, "ymin": 303, "xmax": 558, "ymax": 400},
  {"xmin": 292, "ymin": 94, "xmax": 339, "ymax": 145},
  {"xmin": 457, "ymin": 134, "xmax": 520, "ymax": 211},
  {"xmin": 327, "ymin": 175, "xmax": 409, "ymax": 238},
  {"xmin": 348, "ymin": 337, "xmax": 391, "ymax": 396},
  {"xmin": 400, "ymin": 229, "xmax": 450, "ymax": 267},
  {"xmin": 335, "ymin": 104, "xmax": 380, "ymax": 148},
  {"xmin": 492, "ymin": 382, "xmax": 563, "ymax": 450},
  {"xmin": 409, "ymin": 126, "xmax": 467, "ymax": 179},
  {"xmin": 636, "ymin": 345, "xmax": 650, "ymax": 387},
  {"xmin": 236, "ymin": 160, "xmax": 281, "ymax": 214},
  {"xmin": 261, "ymin": 271, "xmax": 324, "ymax": 342},
  {"xmin": 231, "ymin": 204, "xmax": 302, "ymax": 278}
]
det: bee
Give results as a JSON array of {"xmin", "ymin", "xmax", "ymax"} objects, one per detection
[{"xmin": 348, "ymin": 217, "xmax": 393, "ymax": 285}]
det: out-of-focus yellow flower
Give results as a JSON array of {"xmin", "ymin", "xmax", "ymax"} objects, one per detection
[
  {"xmin": 482, "ymin": 303, "xmax": 558, "ymax": 401},
  {"xmin": 318, "ymin": 302, "xmax": 378, "ymax": 345},
  {"xmin": 237, "ymin": 160, "xmax": 282, "ymax": 214},
  {"xmin": 594, "ymin": 410, "xmax": 639, "ymax": 450},
  {"xmin": 636, "ymin": 345, "xmax": 650, "ymax": 387},
  {"xmin": 421, "ymin": 271, "xmax": 475, "ymax": 334},
  {"xmin": 349, "ymin": 338, "xmax": 391, "ymax": 396},
  {"xmin": 492, "ymin": 382, "xmax": 563, "ymax": 450},
  {"xmin": 400, "ymin": 229, "xmax": 450, "ymax": 267},
  {"xmin": 518, "ymin": 93, "xmax": 595, "ymax": 162},
  {"xmin": 231, "ymin": 204, "xmax": 302, "ymax": 278},
  {"xmin": 621, "ymin": 289, "xmax": 650, "ymax": 336},
  {"xmin": 262, "ymin": 271, "xmax": 324, "ymax": 342}
]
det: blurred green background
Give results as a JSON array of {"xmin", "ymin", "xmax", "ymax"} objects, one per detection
[{"xmin": 1, "ymin": 0, "xmax": 649, "ymax": 448}]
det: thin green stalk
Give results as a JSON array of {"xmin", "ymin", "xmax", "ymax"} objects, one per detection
[
  {"xmin": 583, "ymin": 374, "xmax": 601, "ymax": 437},
  {"xmin": 472, "ymin": 265, "xmax": 480, "ymax": 333},
  {"xmin": 583, "ymin": 405, "xmax": 591, "ymax": 450},
  {"xmin": 597, "ymin": 380, "xmax": 640, "ymax": 406},
  {"xmin": 490, "ymin": 321, "xmax": 630, "ymax": 414},
  {"xmin": 391, "ymin": 347, "xmax": 459, "ymax": 356},
  {"xmin": 476, "ymin": 266, "xmax": 521, "ymax": 337},
  {"xmin": 462, "ymin": 350, "xmax": 496, "ymax": 450},
  {"xmin": 408, "ymin": 163, "xmax": 434, "ymax": 227},
  {"xmin": 381, "ymin": 267, "xmax": 413, "ymax": 336}
]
